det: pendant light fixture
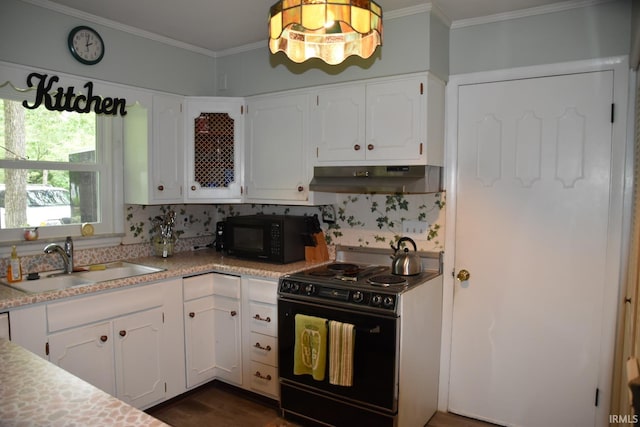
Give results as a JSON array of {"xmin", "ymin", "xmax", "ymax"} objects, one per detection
[{"xmin": 268, "ymin": 0, "xmax": 383, "ymax": 65}]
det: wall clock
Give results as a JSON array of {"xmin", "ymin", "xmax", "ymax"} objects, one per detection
[{"xmin": 68, "ymin": 26, "xmax": 104, "ymax": 65}]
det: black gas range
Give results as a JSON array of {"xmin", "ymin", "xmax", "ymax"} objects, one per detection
[
  {"xmin": 278, "ymin": 245, "xmax": 442, "ymax": 315},
  {"xmin": 277, "ymin": 245, "xmax": 443, "ymax": 427}
]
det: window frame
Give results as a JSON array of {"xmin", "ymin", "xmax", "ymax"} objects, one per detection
[{"xmin": 0, "ymin": 63, "xmax": 125, "ymax": 252}]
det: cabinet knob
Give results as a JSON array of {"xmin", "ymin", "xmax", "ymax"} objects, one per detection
[
  {"xmin": 100, "ymin": 335, "xmax": 108, "ymax": 343},
  {"xmin": 297, "ymin": 185, "xmax": 304, "ymax": 192},
  {"xmin": 354, "ymin": 144, "xmax": 361, "ymax": 151},
  {"xmin": 230, "ymin": 310, "xmax": 237, "ymax": 317},
  {"xmin": 189, "ymin": 312, "xmax": 195, "ymax": 318},
  {"xmin": 367, "ymin": 144, "xmax": 374, "ymax": 151},
  {"xmin": 119, "ymin": 330, "xmax": 127, "ymax": 337},
  {"xmin": 157, "ymin": 185, "xmax": 164, "ymax": 191},
  {"xmin": 254, "ymin": 342, "xmax": 272, "ymax": 351},
  {"xmin": 190, "ymin": 185, "xmax": 196, "ymax": 191},
  {"xmin": 254, "ymin": 314, "xmax": 271, "ymax": 323},
  {"xmin": 254, "ymin": 371, "xmax": 272, "ymax": 381}
]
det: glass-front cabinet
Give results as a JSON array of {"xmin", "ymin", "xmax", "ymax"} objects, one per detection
[{"xmin": 185, "ymin": 98, "xmax": 244, "ymax": 202}]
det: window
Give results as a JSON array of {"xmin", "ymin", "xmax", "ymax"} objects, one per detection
[{"xmin": 0, "ymin": 80, "xmax": 121, "ymax": 242}]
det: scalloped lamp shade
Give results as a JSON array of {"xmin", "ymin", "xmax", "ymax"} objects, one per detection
[{"xmin": 268, "ymin": 0, "xmax": 383, "ymax": 65}]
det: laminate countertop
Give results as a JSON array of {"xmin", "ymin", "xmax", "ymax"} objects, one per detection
[
  {"xmin": 0, "ymin": 249, "xmax": 328, "ymax": 311},
  {"xmin": 0, "ymin": 337, "xmax": 170, "ymax": 427}
]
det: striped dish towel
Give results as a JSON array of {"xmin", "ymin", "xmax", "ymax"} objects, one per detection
[{"xmin": 328, "ymin": 320, "xmax": 355, "ymax": 386}]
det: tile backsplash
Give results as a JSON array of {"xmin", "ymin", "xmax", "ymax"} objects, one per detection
[{"xmin": 2, "ymin": 193, "xmax": 445, "ymax": 276}]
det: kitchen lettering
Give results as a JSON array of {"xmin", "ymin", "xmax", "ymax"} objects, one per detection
[{"xmin": 22, "ymin": 72, "xmax": 127, "ymax": 116}]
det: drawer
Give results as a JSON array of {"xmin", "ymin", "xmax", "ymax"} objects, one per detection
[
  {"xmin": 184, "ymin": 273, "xmax": 240, "ymax": 301},
  {"xmin": 247, "ymin": 278, "xmax": 278, "ymax": 304},
  {"xmin": 249, "ymin": 332, "xmax": 277, "ymax": 366},
  {"xmin": 248, "ymin": 302, "xmax": 277, "ymax": 336},
  {"xmin": 248, "ymin": 361, "xmax": 279, "ymax": 398}
]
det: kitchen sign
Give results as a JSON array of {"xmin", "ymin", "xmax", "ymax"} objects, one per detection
[{"xmin": 22, "ymin": 72, "xmax": 127, "ymax": 116}]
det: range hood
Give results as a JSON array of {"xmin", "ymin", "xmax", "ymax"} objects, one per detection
[{"xmin": 309, "ymin": 165, "xmax": 442, "ymax": 194}]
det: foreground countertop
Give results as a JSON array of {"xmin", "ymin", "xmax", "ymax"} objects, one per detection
[
  {"xmin": 0, "ymin": 338, "xmax": 169, "ymax": 427},
  {"xmin": 0, "ymin": 250, "xmax": 328, "ymax": 310}
]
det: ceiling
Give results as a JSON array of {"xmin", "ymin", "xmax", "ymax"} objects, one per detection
[{"xmin": 42, "ymin": 0, "xmax": 565, "ymax": 53}]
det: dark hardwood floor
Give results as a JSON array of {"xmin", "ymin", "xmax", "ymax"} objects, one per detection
[{"xmin": 146, "ymin": 381, "xmax": 498, "ymax": 427}]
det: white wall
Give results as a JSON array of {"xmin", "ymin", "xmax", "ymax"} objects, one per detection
[
  {"xmin": 215, "ymin": 10, "xmax": 448, "ymax": 97},
  {"xmin": 0, "ymin": 0, "xmax": 216, "ymax": 95},
  {"xmin": 450, "ymin": 0, "xmax": 631, "ymax": 75}
]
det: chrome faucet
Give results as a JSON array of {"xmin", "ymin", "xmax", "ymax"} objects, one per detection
[{"xmin": 44, "ymin": 236, "xmax": 74, "ymax": 274}]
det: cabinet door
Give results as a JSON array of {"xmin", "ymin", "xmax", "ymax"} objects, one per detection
[
  {"xmin": 245, "ymin": 93, "xmax": 310, "ymax": 202},
  {"xmin": 366, "ymin": 77, "xmax": 426, "ymax": 163},
  {"xmin": 185, "ymin": 98, "xmax": 244, "ymax": 202},
  {"xmin": 152, "ymin": 94, "xmax": 184, "ymax": 202},
  {"xmin": 113, "ymin": 307, "xmax": 165, "ymax": 408},
  {"xmin": 312, "ymin": 84, "xmax": 366, "ymax": 163},
  {"xmin": 212, "ymin": 295, "xmax": 242, "ymax": 385},
  {"xmin": 184, "ymin": 296, "xmax": 217, "ymax": 388},
  {"xmin": 48, "ymin": 321, "xmax": 116, "ymax": 396}
]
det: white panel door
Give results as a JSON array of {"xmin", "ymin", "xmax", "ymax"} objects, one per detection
[
  {"xmin": 449, "ymin": 71, "xmax": 614, "ymax": 426},
  {"xmin": 48, "ymin": 321, "xmax": 116, "ymax": 396},
  {"xmin": 114, "ymin": 307, "xmax": 164, "ymax": 408},
  {"xmin": 245, "ymin": 93, "xmax": 309, "ymax": 201},
  {"xmin": 184, "ymin": 296, "xmax": 217, "ymax": 388}
]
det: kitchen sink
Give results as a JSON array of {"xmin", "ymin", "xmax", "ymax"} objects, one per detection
[
  {"xmin": 1, "ymin": 262, "xmax": 165, "ymax": 294},
  {"xmin": 73, "ymin": 262, "xmax": 164, "ymax": 282},
  {"xmin": 1, "ymin": 275, "xmax": 96, "ymax": 294}
]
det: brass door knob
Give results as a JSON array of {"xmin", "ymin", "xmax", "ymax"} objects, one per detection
[{"xmin": 456, "ymin": 269, "xmax": 470, "ymax": 281}]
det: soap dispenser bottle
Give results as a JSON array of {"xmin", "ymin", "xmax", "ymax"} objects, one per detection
[{"xmin": 6, "ymin": 245, "xmax": 22, "ymax": 283}]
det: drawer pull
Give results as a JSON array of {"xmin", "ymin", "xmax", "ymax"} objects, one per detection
[
  {"xmin": 254, "ymin": 371, "xmax": 272, "ymax": 381},
  {"xmin": 100, "ymin": 335, "xmax": 108, "ymax": 343},
  {"xmin": 189, "ymin": 312, "xmax": 195, "ymax": 318},
  {"xmin": 367, "ymin": 144, "xmax": 374, "ymax": 150},
  {"xmin": 157, "ymin": 185, "xmax": 164, "ymax": 191},
  {"xmin": 230, "ymin": 310, "xmax": 237, "ymax": 317},
  {"xmin": 254, "ymin": 342, "xmax": 272, "ymax": 351},
  {"xmin": 119, "ymin": 330, "xmax": 127, "ymax": 337},
  {"xmin": 254, "ymin": 314, "xmax": 271, "ymax": 323},
  {"xmin": 354, "ymin": 144, "xmax": 361, "ymax": 151}
]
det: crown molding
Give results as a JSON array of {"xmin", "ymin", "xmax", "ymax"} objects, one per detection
[{"xmin": 451, "ymin": 0, "xmax": 615, "ymax": 29}]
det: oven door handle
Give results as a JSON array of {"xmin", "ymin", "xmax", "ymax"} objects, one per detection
[{"xmin": 356, "ymin": 325, "xmax": 380, "ymax": 334}]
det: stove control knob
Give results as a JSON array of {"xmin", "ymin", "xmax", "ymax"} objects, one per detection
[
  {"xmin": 304, "ymin": 284, "xmax": 316, "ymax": 295},
  {"xmin": 383, "ymin": 296, "xmax": 395, "ymax": 308},
  {"xmin": 281, "ymin": 281, "xmax": 291, "ymax": 292},
  {"xmin": 291, "ymin": 282, "xmax": 300, "ymax": 293},
  {"xmin": 371, "ymin": 294, "xmax": 383, "ymax": 306},
  {"xmin": 352, "ymin": 291, "xmax": 364, "ymax": 303}
]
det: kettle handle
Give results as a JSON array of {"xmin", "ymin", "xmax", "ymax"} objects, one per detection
[{"xmin": 395, "ymin": 237, "xmax": 417, "ymax": 252}]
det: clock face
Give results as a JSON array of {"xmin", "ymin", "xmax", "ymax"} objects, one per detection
[{"xmin": 68, "ymin": 26, "xmax": 104, "ymax": 65}]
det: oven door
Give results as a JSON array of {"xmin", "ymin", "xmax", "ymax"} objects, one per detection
[{"xmin": 278, "ymin": 297, "xmax": 398, "ymax": 412}]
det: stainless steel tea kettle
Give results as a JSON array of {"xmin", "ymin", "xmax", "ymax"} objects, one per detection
[{"xmin": 390, "ymin": 237, "xmax": 422, "ymax": 276}]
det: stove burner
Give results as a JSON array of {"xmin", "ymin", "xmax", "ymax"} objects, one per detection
[
  {"xmin": 368, "ymin": 274, "xmax": 408, "ymax": 287},
  {"xmin": 327, "ymin": 263, "xmax": 360, "ymax": 274}
]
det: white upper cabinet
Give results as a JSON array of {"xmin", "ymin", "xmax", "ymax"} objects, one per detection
[
  {"xmin": 184, "ymin": 98, "xmax": 244, "ymax": 203},
  {"xmin": 312, "ymin": 73, "xmax": 445, "ymax": 166},
  {"xmin": 124, "ymin": 93, "xmax": 184, "ymax": 204},
  {"xmin": 245, "ymin": 92, "xmax": 333, "ymax": 205}
]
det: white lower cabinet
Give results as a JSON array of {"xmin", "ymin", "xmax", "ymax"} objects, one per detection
[
  {"xmin": 242, "ymin": 277, "xmax": 279, "ymax": 399},
  {"xmin": 43, "ymin": 278, "xmax": 183, "ymax": 410},
  {"xmin": 183, "ymin": 273, "xmax": 242, "ymax": 388},
  {"xmin": 48, "ymin": 320, "xmax": 116, "ymax": 396}
]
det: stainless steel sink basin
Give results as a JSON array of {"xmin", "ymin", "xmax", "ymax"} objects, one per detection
[
  {"xmin": 1, "ymin": 262, "xmax": 164, "ymax": 294},
  {"xmin": 1, "ymin": 275, "xmax": 96, "ymax": 294},
  {"xmin": 74, "ymin": 261, "xmax": 164, "ymax": 282}
]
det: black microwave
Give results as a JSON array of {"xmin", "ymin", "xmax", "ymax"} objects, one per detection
[{"xmin": 220, "ymin": 215, "xmax": 307, "ymax": 264}]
